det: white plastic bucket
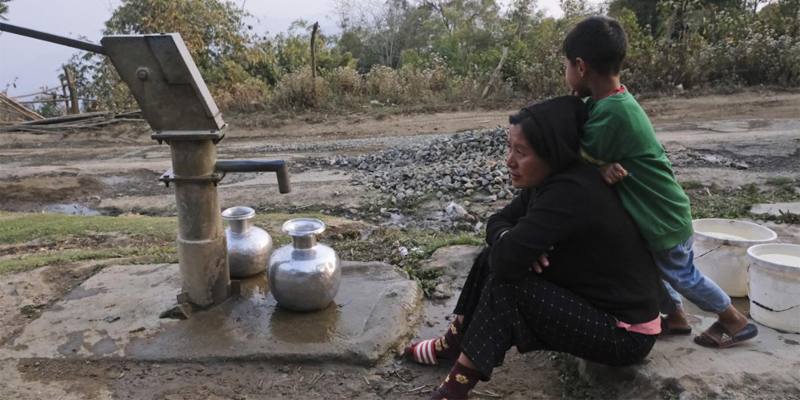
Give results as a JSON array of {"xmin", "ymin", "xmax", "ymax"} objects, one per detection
[
  {"xmin": 747, "ymin": 243, "xmax": 800, "ymax": 333},
  {"xmin": 693, "ymin": 219, "xmax": 777, "ymax": 297}
]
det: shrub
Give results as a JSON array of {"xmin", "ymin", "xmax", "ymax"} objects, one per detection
[
  {"xmin": 398, "ymin": 66, "xmax": 436, "ymax": 102},
  {"xmin": 211, "ymin": 60, "xmax": 270, "ymax": 112},
  {"xmin": 271, "ymin": 67, "xmax": 329, "ymax": 109},
  {"xmin": 428, "ymin": 62, "xmax": 450, "ymax": 93},
  {"xmin": 366, "ymin": 65, "xmax": 404, "ymax": 104},
  {"xmin": 213, "ymin": 78, "xmax": 270, "ymax": 112},
  {"xmin": 327, "ymin": 66, "xmax": 364, "ymax": 96},
  {"xmin": 442, "ymin": 75, "xmax": 484, "ymax": 103}
]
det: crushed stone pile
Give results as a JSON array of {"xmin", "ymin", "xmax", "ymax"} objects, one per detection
[{"xmin": 323, "ymin": 128, "xmax": 516, "ymax": 204}]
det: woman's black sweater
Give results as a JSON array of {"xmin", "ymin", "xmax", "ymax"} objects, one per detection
[{"xmin": 486, "ymin": 163, "xmax": 662, "ymax": 324}]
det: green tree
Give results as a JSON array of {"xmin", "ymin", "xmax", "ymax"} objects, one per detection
[
  {"xmin": 506, "ymin": 0, "xmax": 538, "ymax": 37},
  {"xmin": 33, "ymin": 95, "xmax": 64, "ymax": 117},
  {"xmin": 420, "ymin": 0, "xmax": 505, "ymax": 75},
  {"xmin": 66, "ymin": 52, "xmax": 138, "ymax": 112},
  {"xmin": 336, "ymin": 0, "xmax": 434, "ymax": 70},
  {"xmin": 70, "ymin": 0, "xmax": 273, "ymax": 111},
  {"xmin": 609, "ymin": 0, "xmax": 660, "ymax": 35},
  {"xmin": 104, "ymin": 0, "xmax": 251, "ymax": 85},
  {"xmin": 560, "ymin": 0, "xmax": 595, "ymax": 18},
  {"xmin": 758, "ymin": 0, "xmax": 800, "ymax": 36},
  {"xmin": 249, "ymin": 19, "xmax": 354, "ymax": 80}
]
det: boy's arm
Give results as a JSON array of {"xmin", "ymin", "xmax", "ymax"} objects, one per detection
[
  {"xmin": 582, "ymin": 113, "xmax": 632, "ymax": 184},
  {"xmin": 599, "ymin": 163, "xmax": 628, "ymax": 185}
]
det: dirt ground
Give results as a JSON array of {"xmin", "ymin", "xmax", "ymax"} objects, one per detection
[
  {"xmin": 1, "ymin": 90, "xmax": 800, "ymax": 399},
  {"xmin": 2, "ymin": 90, "xmax": 799, "ymax": 216}
]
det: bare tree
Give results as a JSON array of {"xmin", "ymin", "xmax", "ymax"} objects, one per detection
[
  {"xmin": 421, "ymin": 0, "xmax": 454, "ymax": 32},
  {"xmin": 335, "ymin": 0, "xmax": 413, "ymax": 67}
]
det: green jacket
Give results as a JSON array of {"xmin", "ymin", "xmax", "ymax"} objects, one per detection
[{"xmin": 581, "ymin": 90, "xmax": 693, "ymax": 251}]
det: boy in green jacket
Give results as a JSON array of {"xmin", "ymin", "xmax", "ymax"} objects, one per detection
[{"xmin": 561, "ymin": 16, "xmax": 757, "ymax": 347}]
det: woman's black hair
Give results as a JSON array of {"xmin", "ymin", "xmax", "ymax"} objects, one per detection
[{"xmin": 508, "ymin": 96, "xmax": 588, "ymax": 173}]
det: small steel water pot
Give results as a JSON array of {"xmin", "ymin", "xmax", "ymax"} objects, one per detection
[
  {"xmin": 222, "ymin": 206, "xmax": 272, "ymax": 278},
  {"xmin": 267, "ymin": 218, "xmax": 340, "ymax": 311}
]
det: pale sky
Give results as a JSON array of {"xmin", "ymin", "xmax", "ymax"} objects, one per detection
[{"xmin": 0, "ymin": 0, "xmax": 572, "ymax": 98}]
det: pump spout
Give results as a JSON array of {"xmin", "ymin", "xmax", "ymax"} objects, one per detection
[{"xmin": 215, "ymin": 159, "xmax": 291, "ymax": 194}]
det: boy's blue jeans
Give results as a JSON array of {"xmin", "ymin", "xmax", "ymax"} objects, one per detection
[{"xmin": 653, "ymin": 236, "xmax": 731, "ymax": 315}]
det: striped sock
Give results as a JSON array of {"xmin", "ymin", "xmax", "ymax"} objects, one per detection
[{"xmin": 406, "ymin": 319, "xmax": 462, "ymax": 365}]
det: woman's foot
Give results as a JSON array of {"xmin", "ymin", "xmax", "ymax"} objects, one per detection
[
  {"xmin": 430, "ymin": 359, "xmax": 482, "ymax": 400},
  {"xmin": 406, "ymin": 317, "xmax": 463, "ymax": 365}
]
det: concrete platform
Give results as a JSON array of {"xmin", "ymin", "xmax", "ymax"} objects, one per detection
[
  {"xmin": 751, "ymin": 202, "xmax": 800, "ymax": 217},
  {"xmin": 576, "ymin": 301, "xmax": 800, "ymax": 398},
  {"xmin": 0, "ymin": 261, "xmax": 422, "ymax": 365}
]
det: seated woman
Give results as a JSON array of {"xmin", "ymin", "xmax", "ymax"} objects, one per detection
[{"xmin": 406, "ymin": 96, "xmax": 664, "ymax": 399}]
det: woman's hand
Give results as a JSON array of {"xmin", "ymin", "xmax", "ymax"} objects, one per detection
[
  {"xmin": 599, "ymin": 163, "xmax": 628, "ymax": 185},
  {"xmin": 532, "ymin": 253, "xmax": 549, "ymax": 273},
  {"xmin": 498, "ymin": 229, "xmax": 551, "ymax": 274},
  {"xmin": 532, "ymin": 245, "xmax": 555, "ymax": 273}
]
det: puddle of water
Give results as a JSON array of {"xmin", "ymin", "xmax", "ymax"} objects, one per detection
[
  {"xmin": 269, "ymin": 302, "xmax": 341, "ymax": 343},
  {"xmin": 90, "ymin": 334, "xmax": 118, "ymax": 356},
  {"xmin": 57, "ymin": 330, "xmax": 86, "ymax": 355},
  {"xmin": 237, "ymin": 273, "xmax": 270, "ymax": 303},
  {"xmin": 44, "ymin": 203, "xmax": 102, "ymax": 216},
  {"xmin": 62, "ymin": 286, "xmax": 108, "ymax": 301},
  {"xmin": 235, "ymin": 273, "xmax": 341, "ymax": 343}
]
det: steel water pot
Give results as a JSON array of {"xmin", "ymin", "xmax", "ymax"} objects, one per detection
[
  {"xmin": 268, "ymin": 218, "xmax": 340, "ymax": 311},
  {"xmin": 222, "ymin": 206, "xmax": 273, "ymax": 278}
]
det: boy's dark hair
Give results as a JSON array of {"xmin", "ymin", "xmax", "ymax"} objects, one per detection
[
  {"xmin": 563, "ymin": 16, "xmax": 627, "ymax": 75},
  {"xmin": 508, "ymin": 96, "xmax": 588, "ymax": 173}
]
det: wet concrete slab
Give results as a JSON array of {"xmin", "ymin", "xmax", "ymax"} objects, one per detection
[
  {"xmin": 0, "ymin": 261, "xmax": 422, "ymax": 365},
  {"xmin": 751, "ymin": 202, "xmax": 800, "ymax": 217},
  {"xmin": 576, "ymin": 306, "xmax": 800, "ymax": 398}
]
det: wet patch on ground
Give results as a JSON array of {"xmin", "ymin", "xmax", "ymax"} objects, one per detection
[
  {"xmin": 1, "ymin": 174, "xmax": 106, "ymax": 211},
  {"xmin": 671, "ymin": 146, "xmax": 800, "ymax": 172},
  {"xmin": 0, "ymin": 169, "xmax": 167, "ymax": 215}
]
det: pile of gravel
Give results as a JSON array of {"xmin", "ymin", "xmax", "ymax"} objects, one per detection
[{"xmin": 326, "ymin": 128, "xmax": 516, "ymax": 204}]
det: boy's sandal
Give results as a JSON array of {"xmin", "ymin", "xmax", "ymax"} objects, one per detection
[
  {"xmin": 660, "ymin": 316, "xmax": 692, "ymax": 336},
  {"xmin": 694, "ymin": 322, "xmax": 758, "ymax": 348}
]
